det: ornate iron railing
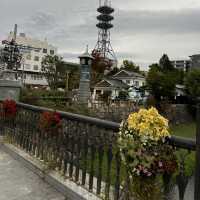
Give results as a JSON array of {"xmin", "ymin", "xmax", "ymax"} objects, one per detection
[{"xmin": 0, "ymin": 102, "xmax": 197, "ymax": 200}]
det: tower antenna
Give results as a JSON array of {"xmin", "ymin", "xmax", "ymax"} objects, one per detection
[{"xmin": 93, "ymin": 0, "xmax": 117, "ymax": 67}]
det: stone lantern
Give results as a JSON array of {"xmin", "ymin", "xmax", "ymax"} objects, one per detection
[{"xmin": 78, "ymin": 46, "xmax": 94, "ymax": 104}]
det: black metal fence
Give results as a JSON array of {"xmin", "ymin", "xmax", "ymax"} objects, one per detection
[{"xmin": 0, "ymin": 102, "xmax": 198, "ymax": 200}]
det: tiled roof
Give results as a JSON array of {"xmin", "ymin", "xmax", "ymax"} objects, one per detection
[
  {"xmin": 95, "ymin": 78, "xmax": 128, "ymax": 89},
  {"xmin": 113, "ymin": 70, "xmax": 145, "ymax": 78}
]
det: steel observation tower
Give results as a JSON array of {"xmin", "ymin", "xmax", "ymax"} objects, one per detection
[{"xmin": 94, "ymin": 0, "xmax": 117, "ymax": 66}]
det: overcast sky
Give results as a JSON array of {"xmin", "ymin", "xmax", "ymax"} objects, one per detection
[{"xmin": 1, "ymin": 0, "xmax": 200, "ymax": 69}]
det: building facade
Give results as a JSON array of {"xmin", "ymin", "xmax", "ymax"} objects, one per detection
[
  {"xmin": 171, "ymin": 60, "xmax": 191, "ymax": 71},
  {"xmin": 92, "ymin": 70, "xmax": 146, "ymax": 101},
  {"xmin": 112, "ymin": 70, "xmax": 145, "ymax": 87},
  {"xmin": 189, "ymin": 54, "xmax": 200, "ymax": 69},
  {"xmin": 7, "ymin": 32, "xmax": 57, "ymax": 86}
]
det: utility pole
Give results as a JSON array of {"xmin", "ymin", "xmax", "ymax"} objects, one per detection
[
  {"xmin": 65, "ymin": 70, "xmax": 70, "ymax": 94},
  {"xmin": 21, "ymin": 57, "xmax": 25, "ymax": 85},
  {"xmin": 195, "ymin": 101, "xmax": 200, "ymax": 200}
]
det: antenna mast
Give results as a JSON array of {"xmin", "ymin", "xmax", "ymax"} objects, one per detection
[
  {"xmin": 93, "ymin": 0, "xmax": 117, "ymax": 66},
  {"xmin": 13, "ymin": 24, "xmax": 17, "ymax": 41}
]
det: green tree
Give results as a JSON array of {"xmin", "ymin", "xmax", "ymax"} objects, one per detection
[
  {"xmin": 159, "ymin": 54, "xmax": 185, "ymax": 84},
  {"xmin": 185, "ymin": 68, "xmax": 200, "ymax": 99},
  {"xmin": 121, "ymin": 60, "xmax": 140, "ymax": 73},
  {"xmin": 106, "ymin": 67, "xmax": 120, "ymax": 76},
  {"xmin": 41, "ymin": 55, "xmax": 66, "ymax": 90},
  {"xmin": 146, "ymin": 55, "xmax": 178, "ymax": 105},
  {"xmin": 68, "ymin": 68, "xmax": 80, "ymax": 90},
  {"xmin": 159, "ymin": 54, "xmax": 174, "ymax": 71}
]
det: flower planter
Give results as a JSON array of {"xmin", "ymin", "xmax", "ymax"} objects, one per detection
[{"xmin": 118, "ymin": 107, "xmax": 178, "ymax": 200}]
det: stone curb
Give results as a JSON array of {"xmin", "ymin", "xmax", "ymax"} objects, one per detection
[{"xmin": 0, "ymin": 139, "xmax": 100, "ymax": 200}]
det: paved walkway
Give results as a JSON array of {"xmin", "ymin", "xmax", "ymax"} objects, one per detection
[
  {"xmin": 0, "ymin": 148, "xmax": 195, "ymax": 200},
  {"xmin": 0, "ymin": 149, "xmax": 65, "ymax": 200}
]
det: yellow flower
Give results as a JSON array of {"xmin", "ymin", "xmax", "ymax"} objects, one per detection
[{"xmin": 127, "ymin": 107, "xmax": 170, "ymax": 141}]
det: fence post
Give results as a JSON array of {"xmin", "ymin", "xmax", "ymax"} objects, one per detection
[{"xmin": 195, "ymin": 103, "xmax": 200, "ymax": 200}]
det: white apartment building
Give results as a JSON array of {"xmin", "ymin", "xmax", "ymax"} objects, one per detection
[
  {"xmin": 171, "ymin": 60, "xmax": 191, "ymax": 72},
  {"xmin": 7, "ymin": 32, "xmax": 57, "ymax": 86}
]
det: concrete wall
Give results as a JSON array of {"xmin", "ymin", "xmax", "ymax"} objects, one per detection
[{"xmin": 0, "ymin": 80, "xmax": 21, "ymax": 101}]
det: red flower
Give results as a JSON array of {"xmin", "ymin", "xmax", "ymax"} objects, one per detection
[
  {"xmin": 39, "ymin": 111, "xmax": 61, "ymax": 136},
  {"xmin": 2, "ymin": 99, "xmax": 17, "ymax": 118}
]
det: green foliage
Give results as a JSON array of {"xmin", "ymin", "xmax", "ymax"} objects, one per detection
[
  {"xmin": 176, "ymin": 69, "xmax": 185, "ymax": 84},
  {"xmin": 129, "ymin": 176, "xmax": 162, "ymax": 200},
  {"xmin": 159, "ymin": 54, "xmax": 175, "ymax": 71},
  {"xmin": 171, "ymin": 122, "xmax": 196, "ymax": 138},
  {"xmin": 185, "ymin": 68, "xmax": 200, "ymax": 99},
  {"xmin": 106, "ymin": 67, "xmax": 120, "ymax": 76},
  {"xmin": 176, "ymin": 150, "xmax": 195, "ymax": 178},
  {"xmin": 68, "ymin": 69, "xmax": 80, "ymax": 90},
  {"xmin": 147, "ymin": 68, "xmax": 176, "ymax": 101},
  {"xmin": 121, "ymin": 60, "xmax": 140, "ymax": 73},
  {"xmin": 118, "ymin": 90, "xmax": 129, "ymax": 100},
  {"xmin": 146, "ymin": 55, "xmax": 182, "ymax": 105},
  {"xmin": 41, "ymin": 55, "xmax": 80, "ymax": 91},
  {"xmin": 41, "ymin": 55, "xmax": 66, "ymax": 90}
]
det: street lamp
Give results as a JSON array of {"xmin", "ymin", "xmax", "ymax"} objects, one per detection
[{"xmin": 65, "ymin": 70, "xmax": 70, "ymax": 93}]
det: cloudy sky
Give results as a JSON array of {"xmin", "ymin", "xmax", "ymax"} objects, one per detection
[{"xmin": 1, "ymin": 0, "xmax": 200, "ymax": 69}]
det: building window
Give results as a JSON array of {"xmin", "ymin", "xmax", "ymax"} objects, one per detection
[
  {"xmin": 50, "ymin": 50, "xmax": 54, "ymax": 55},
  {"xmin": 31, "ymin": 74, "xmax": 37, "ymax": 80},
  {"xmin": 135, "ymin": 81, "xmax": 139, "ymax": 87},
  {"xmin": 126, "ymin": 80, "xmax": 130, "ymax": 84},
  {"xmin": 25, "ymin": 64, "xmax": 31, "ymax": 70},
  {"xmin": 35, "ymin": 49, "xmax": 40, "ymax": 53},
  {"xmin": 26, "ymin": 54, "xmax": 31, "ymax": 60},
  {"xmin": 34, "ymin": 56, "xmax": 39, "ymax": 61},
  {"xmin": 43, "ymin": 48, "xmax": 47, "ymax": 53},
  {"xmin": 81, "ymin": 59, "xmax": 85, "ymax": 65},
  {"xmin": 33, "ymin": 65, "xmax": 39, "ymax": 71}
]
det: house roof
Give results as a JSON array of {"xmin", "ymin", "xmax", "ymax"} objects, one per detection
[
  {"xmin": 113, "ymin": 70, "xmax": 145, "ymax": 79},
  {"xmin": 95, "ymin": 78, "xmax": 128, "ymax": 89},
  {"xmin": 79, "ymin": 46, "xmax": 94, "ymax": 60},
  {"xmin": 176, "ymin": 84, "xmax": 185, "ymax": 89}
]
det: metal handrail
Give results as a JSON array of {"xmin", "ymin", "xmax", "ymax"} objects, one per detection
[{"xmin": 16, "ymin": 102, "xmax": 196, "ymax": 150}]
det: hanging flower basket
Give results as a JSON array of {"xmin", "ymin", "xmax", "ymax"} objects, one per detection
[
  {"xmin": 118, "ymin": 107, "xmax": 178, "ymax": 200},
  {"xmin": 39, "ymin": 111, "xmax": 61, "ymax": 137},
  {"xmin": 2, "ymin": 99, "xmax": 17, "ymax": 119}
]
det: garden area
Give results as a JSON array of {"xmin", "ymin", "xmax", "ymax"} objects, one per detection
[{"xmin": 172, "ymin": 122, "xmax": 196, "ymax": 138}]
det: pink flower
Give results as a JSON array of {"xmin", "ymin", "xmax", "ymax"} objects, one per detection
[
  {"xmin": 158, "ymin": 161, "xmax": 163, "ymax": 167},
  {"xmin": 143, "ymin": 168, "xmax": 148, "ymax": 174},
  {"xmin": 147, "ymin": 172, "xmax": 152, "ymax": 177}
]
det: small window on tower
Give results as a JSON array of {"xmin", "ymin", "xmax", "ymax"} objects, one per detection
[
  {"xmin": 35, "ymin": 49, "xmax": 40, "ymax": 53},
  {"xmin": 50, "ymin": 50, "xmax": 54, "ymax": 55},
  {"xmin": 43, "ymin": 48, "xmax": 47, "ymax": 53},
  {"xmin": 81, "ymin": 59, "xmax": 86, "ymax": 65}
]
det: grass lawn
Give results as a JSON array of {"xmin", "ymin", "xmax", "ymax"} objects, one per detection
[{"xmin": 171, "ymin": 122, "xmax": 196, "ymax": 138}]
